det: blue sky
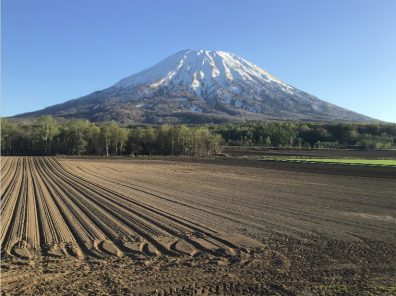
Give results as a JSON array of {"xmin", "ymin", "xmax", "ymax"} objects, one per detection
[{"xmin": 2, "ymin": 0, "xmax": 396, "ymax": 122}]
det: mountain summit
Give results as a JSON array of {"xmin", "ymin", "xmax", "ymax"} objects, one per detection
[{"xmin": 15, "ymin": 49, "xmax": 374, "ymax": 123}]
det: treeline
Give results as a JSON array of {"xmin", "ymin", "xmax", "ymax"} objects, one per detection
[
  {"xmin": 1, "ymin": 117, "xmax": 395, "ymax": 156},
  {"xmin": 1, "ymin": 117, "xmax": 222, "ymax": 156},
  {"xmin": 212, "ymin": 122, "xmax": 396, "ymax": 149}
]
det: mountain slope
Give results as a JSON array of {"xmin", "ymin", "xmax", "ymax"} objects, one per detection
[{"xmin": 14, "ymin": 49, "xmax": 374, "ymax": 123}]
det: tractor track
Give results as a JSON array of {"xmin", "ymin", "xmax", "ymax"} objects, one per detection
[{"xmin": 1, "ymin": 157, "xmax": 260, "ymax": 260}]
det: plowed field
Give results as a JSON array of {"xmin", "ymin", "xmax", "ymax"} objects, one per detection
[{"xmin": 1, "ymin": 157, "xmax": 395, "ymax": 295}]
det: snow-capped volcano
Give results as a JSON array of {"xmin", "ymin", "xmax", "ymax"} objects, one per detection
[
  {"xmin": 14, "ymin": 49, "xmax": 374, "ymax": 123},
  {"xmin": 114, "ymin": 49, "xmax": 293, "ymax": 97}
]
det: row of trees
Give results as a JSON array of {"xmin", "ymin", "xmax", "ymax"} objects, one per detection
[
  {"xmin": 1, "ymin": 117, "xmax": 395, "ymax": 156},
  {"xmin": 212, "ymin": 122, "xmax": 396, "ymax": 149},
  {"xmin": 1, "ymin": 117, "xmax": 222, "ymax": 156}
]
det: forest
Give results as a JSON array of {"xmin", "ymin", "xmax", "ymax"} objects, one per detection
[
  {"xmin": 0, "ymin": 116, "xmax": 222, "ymax": 156},
  {"xmin": 1, "ymin": 116, "xmax": 395, "ymax": 156},
  {"xmin": 213, "ymin": 121, "xmax": 396, "ymax": 149}
]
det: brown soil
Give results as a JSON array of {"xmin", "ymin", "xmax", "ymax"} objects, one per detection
[{"xmin": 1, "ymin": 157, "xmax": 395, "ymax": 295}]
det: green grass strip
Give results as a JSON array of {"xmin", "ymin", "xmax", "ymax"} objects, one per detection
[{"xmin": 288, "ymin": 158, "xmax": 396, "ymax": 166}]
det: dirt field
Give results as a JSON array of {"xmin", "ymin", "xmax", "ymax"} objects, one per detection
[{"xmin": 1, "ymin": 157, "xmax": 395, "ymax": 295}]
